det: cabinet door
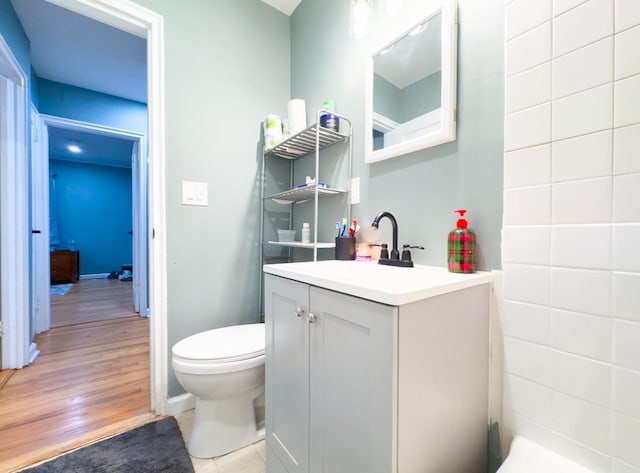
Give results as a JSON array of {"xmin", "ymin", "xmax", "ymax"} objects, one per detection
[
  {"xmin": 265, "ymin": 275, "xmax": 311, "ymax": 473},
  {"xmin": 309, "ymin": 287, "xmax": 396, "ymax": 473}
]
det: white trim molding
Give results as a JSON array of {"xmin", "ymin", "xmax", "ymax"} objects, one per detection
[
  {"xmin": 43, "ymin": 0, "xmax": 168, "ymax": 414},
  {"xmin": 0, "ymin": 34, "xmax": 30, "ymax": 369},
  {"xmin": 166, "ymin": 393, "xmax": 196, "ymax": 416}
]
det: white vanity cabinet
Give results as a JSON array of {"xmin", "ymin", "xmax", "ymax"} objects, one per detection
[{"xmin": 263, "ymin": 262, "xmax": 492, "ymax": 473}]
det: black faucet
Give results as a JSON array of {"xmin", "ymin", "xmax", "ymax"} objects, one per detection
[
  {"xmin": 371, "ymin": 211, "xmax": 399, "ymax": 259},
  {"xmin": 371, "ymin": 211, "xmax": 415, "ymax": 267}
]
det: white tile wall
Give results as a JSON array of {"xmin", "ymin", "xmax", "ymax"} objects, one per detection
[
  {"xmin": 614, "ymin": 175, "xmax": 640, "ymax": 222},
  {"xmin": 504, "ymin": 185, "xmax": 551, "ymax": 225},
  {"xmin": 551, "ymin": 224, "xmax": 611, "ymax": 269},
  {"xmin": 614, "ymin": 460, "xmax": 640, "ymax": 473},
  {"xmin": 551, "ymin": 177, "xmax": 612, "ymax": 223},
  {"xmin": 502, "ymin": 300, "xmax": 551, "ymax": 344},
  {"xmin": 506, "ymin": 63, "xmax": 552, "ymax": 114},
  {"xmin": 554, "ymin": 0, "xmax": 589, "ymax": 17},
  {"xmin": 614, "ymin": 75, "xmax": 640, "ymax": 128},
  {"xmin": 504, "ymin": 374, "xmax": 553, "ymax": 425},
  {"xmin": 552, "ymin": 309, "xmax": 613, "ymax": 361},
  {"xmin": 613, "ymin": 414, "xmax": 640, "ymax": 468},
  {"xmin": 612, "ymin": 225, "xmax": 640, "ymax": 272},
  {"xmin": 613, "ymin": 367, "xmax": 640, "ymax": 418},
  {"xmin": 502, "ymin": 225, "xmax": 550, "ymax": 264},
  {"xmin": 506, "ymin": 0, "xmax": 552, "ymax": 40},
  {"xmin": 615, "ymin": 0, "xmax": 640, "ymax": 32},
  {"xmin": 505, "ymin": 103, "xmax": 552, "ymax": 151},
  {"xmin": 612, "ymin": 272, "xmax": 640, "ymax": 321},
  {"xmin": 551, "ymin": 351, "xmax": 612, "ymax": 407},
  {"xmin": 553, "ymin": 0, "xmax": 613, "ymax": 57},
  {"xmin": 552, "ymin": 84, "xmax": 613, "ymax": 141},
  {"xmin": 613, "ymin": 124, "xmax": 640, "ymax": 174},
  {"xmin": 553, "ymin": 36, "xmax": 613, "ymax": 99},
  {"xmin": 506, "ymin": 22, "xmax": 552, "ymax": 77},
  {"xmin": 504, "ymin": 264, "xmax": 551, "ymax": 305},
  {"xmin": 551, "ymin": 268, "xmax": 611, "ymax": 316},
  {"xmin": 504, "ymin": 337, "xmax": 552, "ymax": 384},
  {"xmin": 614, "ymin": 26, "xmax": 640, "ymax": 80},
  {"xmin": 503, "ymin": 2, "xmax": 640, "ymax": 469},
  {"xmin": 613, "ymin": 320, "xmax": 640, "ymax": 371},
  {"xmin": 504, "ymin": 144, "xmax": 551, "ymax": 188},
  {"xmin": 552, "ymin": 130, "xmax": 612, "ymax": 183}
]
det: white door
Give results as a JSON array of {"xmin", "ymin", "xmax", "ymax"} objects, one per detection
[
  {"xmin": 131, "ymin": 140, "xmax": 149, "ymax": 315},
  {"xmin": 30, "ymin": 106, "xmax": 51, "ymax": 335}
]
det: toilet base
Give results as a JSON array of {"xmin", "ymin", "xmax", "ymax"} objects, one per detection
[{"xmin": 188, "ymin": 393, "xmax": 265, "ymax": 459}]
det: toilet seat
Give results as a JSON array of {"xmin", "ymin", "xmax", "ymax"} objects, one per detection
[{"xmin": 172, "ymin": 323, "xmax": 265, "ymax": 375}]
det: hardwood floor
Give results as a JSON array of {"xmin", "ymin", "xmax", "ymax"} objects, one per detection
[
  {"xmin": 51, "ymin": 278, "xmax": 136, "ymax": 327},
  {"xmin": 0, "ymin": 279, "xmax": 155, "ymax": 472}
]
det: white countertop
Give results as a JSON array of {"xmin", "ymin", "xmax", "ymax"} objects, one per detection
[{"xmin": 263, "ymin": 260, "xmax": 494, "ymax": 306}]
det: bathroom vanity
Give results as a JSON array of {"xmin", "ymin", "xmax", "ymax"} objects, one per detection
[{"xmin": 263, "ymin": 260, "xmax": 493, "ymax": 473}]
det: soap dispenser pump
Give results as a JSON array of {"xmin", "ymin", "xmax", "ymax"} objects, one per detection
[{"xmin": 447, "ymin": 209, "xmax": 477, "ymax": 273}]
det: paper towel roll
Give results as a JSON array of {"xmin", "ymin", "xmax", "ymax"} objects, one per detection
[
  {"xmin": 498, "ymin": 436, "xmax": 596, "ymax": 473},
  {"xmin": 287, "ymin": 99, "xmax": 307, "ymax": 135}
]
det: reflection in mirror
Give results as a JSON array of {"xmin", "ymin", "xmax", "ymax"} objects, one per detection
[
  {"xmin": 365, "ymin": 1, "xmax": 457, "ymax": 163},
  {"xmin": 373, "ymin": 13, "xmax": 441, "ymax": 151}
]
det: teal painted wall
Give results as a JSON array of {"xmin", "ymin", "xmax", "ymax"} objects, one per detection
[
  {"xmin": 291, "ymin": 0, "xmax": 504, "ymax": 271},
  {"xmin": 132, "ymin": 0, "xmax": 291, "ymax": 397},
  {"xmin": 50, "ymin": 159, "xmax": 133, "ymax": 275},
  {"xmin": 374, "ymin": 70, "xmax": 441, "ymax": 123},
  {"xmin": 37, "ymin": 78, "xmax": 147, "ymax": 133},
  {"xmin": 0, "ymin": 0, "xmax": 30, "ymax": 77}
]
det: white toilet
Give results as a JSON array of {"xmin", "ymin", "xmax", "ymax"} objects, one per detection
[{"xmin": 171, "ymin": 323, "xmax": 265, "ymax": 459}]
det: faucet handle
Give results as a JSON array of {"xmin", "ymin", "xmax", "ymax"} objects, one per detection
[
  {"xmin": 369, "ymin": 243, "xmax": 389, "ymax": 259},
  {"xmin": 401, "ymin": 244, "xmax": 425, "ymax": 262}
]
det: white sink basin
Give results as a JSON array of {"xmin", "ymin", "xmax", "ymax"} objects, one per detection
[{"xmin": 263, "ymin": 260, "xmax": 493, "ymax": 305}]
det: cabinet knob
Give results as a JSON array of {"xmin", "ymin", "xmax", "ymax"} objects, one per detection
[
  {"xmin": 295, "ymin": 307, "xmax": 304, "ymax": 318},
  {"xmin": 307, "ymin": 313, "xmax": 316, "ymax": 323}
]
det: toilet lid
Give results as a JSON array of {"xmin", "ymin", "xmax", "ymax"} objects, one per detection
[{"xmin": 172, "ymin": 323, "xmax": 265, "ymax": 363}]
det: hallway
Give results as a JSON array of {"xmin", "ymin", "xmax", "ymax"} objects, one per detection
[{"xmin": 0, "ymin": 279, "xmax": 154, "ymax": 472}]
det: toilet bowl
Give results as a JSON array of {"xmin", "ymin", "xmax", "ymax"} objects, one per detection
[{"xmin": 172, "ymin": 323, "xmax": 265, "ymax": 459}]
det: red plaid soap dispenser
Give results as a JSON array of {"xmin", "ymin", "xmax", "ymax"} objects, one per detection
[{"xmin": 447, "ymin": 209, "xmax": 477, "ymax": 273}]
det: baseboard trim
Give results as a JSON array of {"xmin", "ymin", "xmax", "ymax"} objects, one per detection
[
  {"xmin": 79, "ymin": 273, "xmax": 109, "ymax": 280},
  {"xmin": 28, "ymin": 342, "xmax": 40, "ymax": 364},
  {"xmin": 166, "ymin": 393, "xmax": 195, "ymax": 416}
]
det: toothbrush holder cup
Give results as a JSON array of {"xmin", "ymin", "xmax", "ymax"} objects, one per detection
[{"xmin": 335, "ymin": 237, "xmax": 356, "ymax": 260}]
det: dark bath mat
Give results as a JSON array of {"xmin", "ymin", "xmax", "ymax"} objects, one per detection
[{"xmin": 20, "ymin": 417, "xmax": 194, "ymax": 473}]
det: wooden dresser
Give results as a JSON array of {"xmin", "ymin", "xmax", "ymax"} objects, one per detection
[{"xmin": 50, "ymin": 250, "xmax": 79, "ymax": 283}]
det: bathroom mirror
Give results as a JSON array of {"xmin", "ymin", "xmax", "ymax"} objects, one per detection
[{"xmin": 365, "ymin": 0, "xmax": 458, "ymax": 163}]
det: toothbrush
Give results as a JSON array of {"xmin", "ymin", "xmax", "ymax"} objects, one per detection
[
  {"xmin": 336, "ymin": 221, "xmax": 342, "ymax": 238},
  {"xmin": 341, "ymin": 217, "xmax": 348, "ymax": 237},
  {"xmin": 348, "ymin": 220, "xmax": 359, "ymax": 237}
]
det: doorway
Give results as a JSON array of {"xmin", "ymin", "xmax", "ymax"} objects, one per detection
[
  {"xmin": 34, "ymin": 115, "xmax": 149, "ymax": 333},
  {"xmin": 0, "ymin": 0, "xmax": 168, "ymax": 413}
]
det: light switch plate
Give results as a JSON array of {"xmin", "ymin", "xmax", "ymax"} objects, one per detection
[{"xmin": 182, "ymin": 180, "xmax": 208, "ymax": 206}]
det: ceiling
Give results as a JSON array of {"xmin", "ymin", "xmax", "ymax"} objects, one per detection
[
  {"xmin": 374, "ymin": 12, "xmax": 442, "ymax": 89},
  {"xmin": 261, "ymin": 0, "xmax": 302, "ymax": 16},
  {"xmin": 10, "ymin": 0, "xmax": 298, "ymax": 169},
  {"xmin": 10, "ymin": 0, "xmax": 144, "ymax": 168},
  {"xmin": 48, "ymin": 127, "xmax": 135, "ymax": 169},
  {"xmin": 10, "ymin": 0, "xmax": 147, "ymax": 104}
]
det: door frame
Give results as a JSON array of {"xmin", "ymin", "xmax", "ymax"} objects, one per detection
[
  {"xmin": 0, "ymin": 34, "xmax": 30, "ymax": 369},
  {"xmin": 20, "ymin": 0, "xmax": 166, "ymax": 413},
  {"xmin": 40, "ymin": 114, "xmax": 149, "ymax": 319},
  {"xmin": 31, "ymin": 106, "xmax": 51, "ymax": 337}
]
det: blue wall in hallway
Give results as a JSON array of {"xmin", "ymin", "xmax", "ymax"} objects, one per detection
[
  {"xmin": 50, "ymin": 159, "xmax": 132, "ymax": 275},
  {"xmin": 37, "ymin": 78, "xmax": 147, "ymax": 133}
]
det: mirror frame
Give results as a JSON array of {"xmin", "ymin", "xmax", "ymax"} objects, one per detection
[{"xmin": 365, "ymin": 0, "xmax": 458, "ymax": 164}]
